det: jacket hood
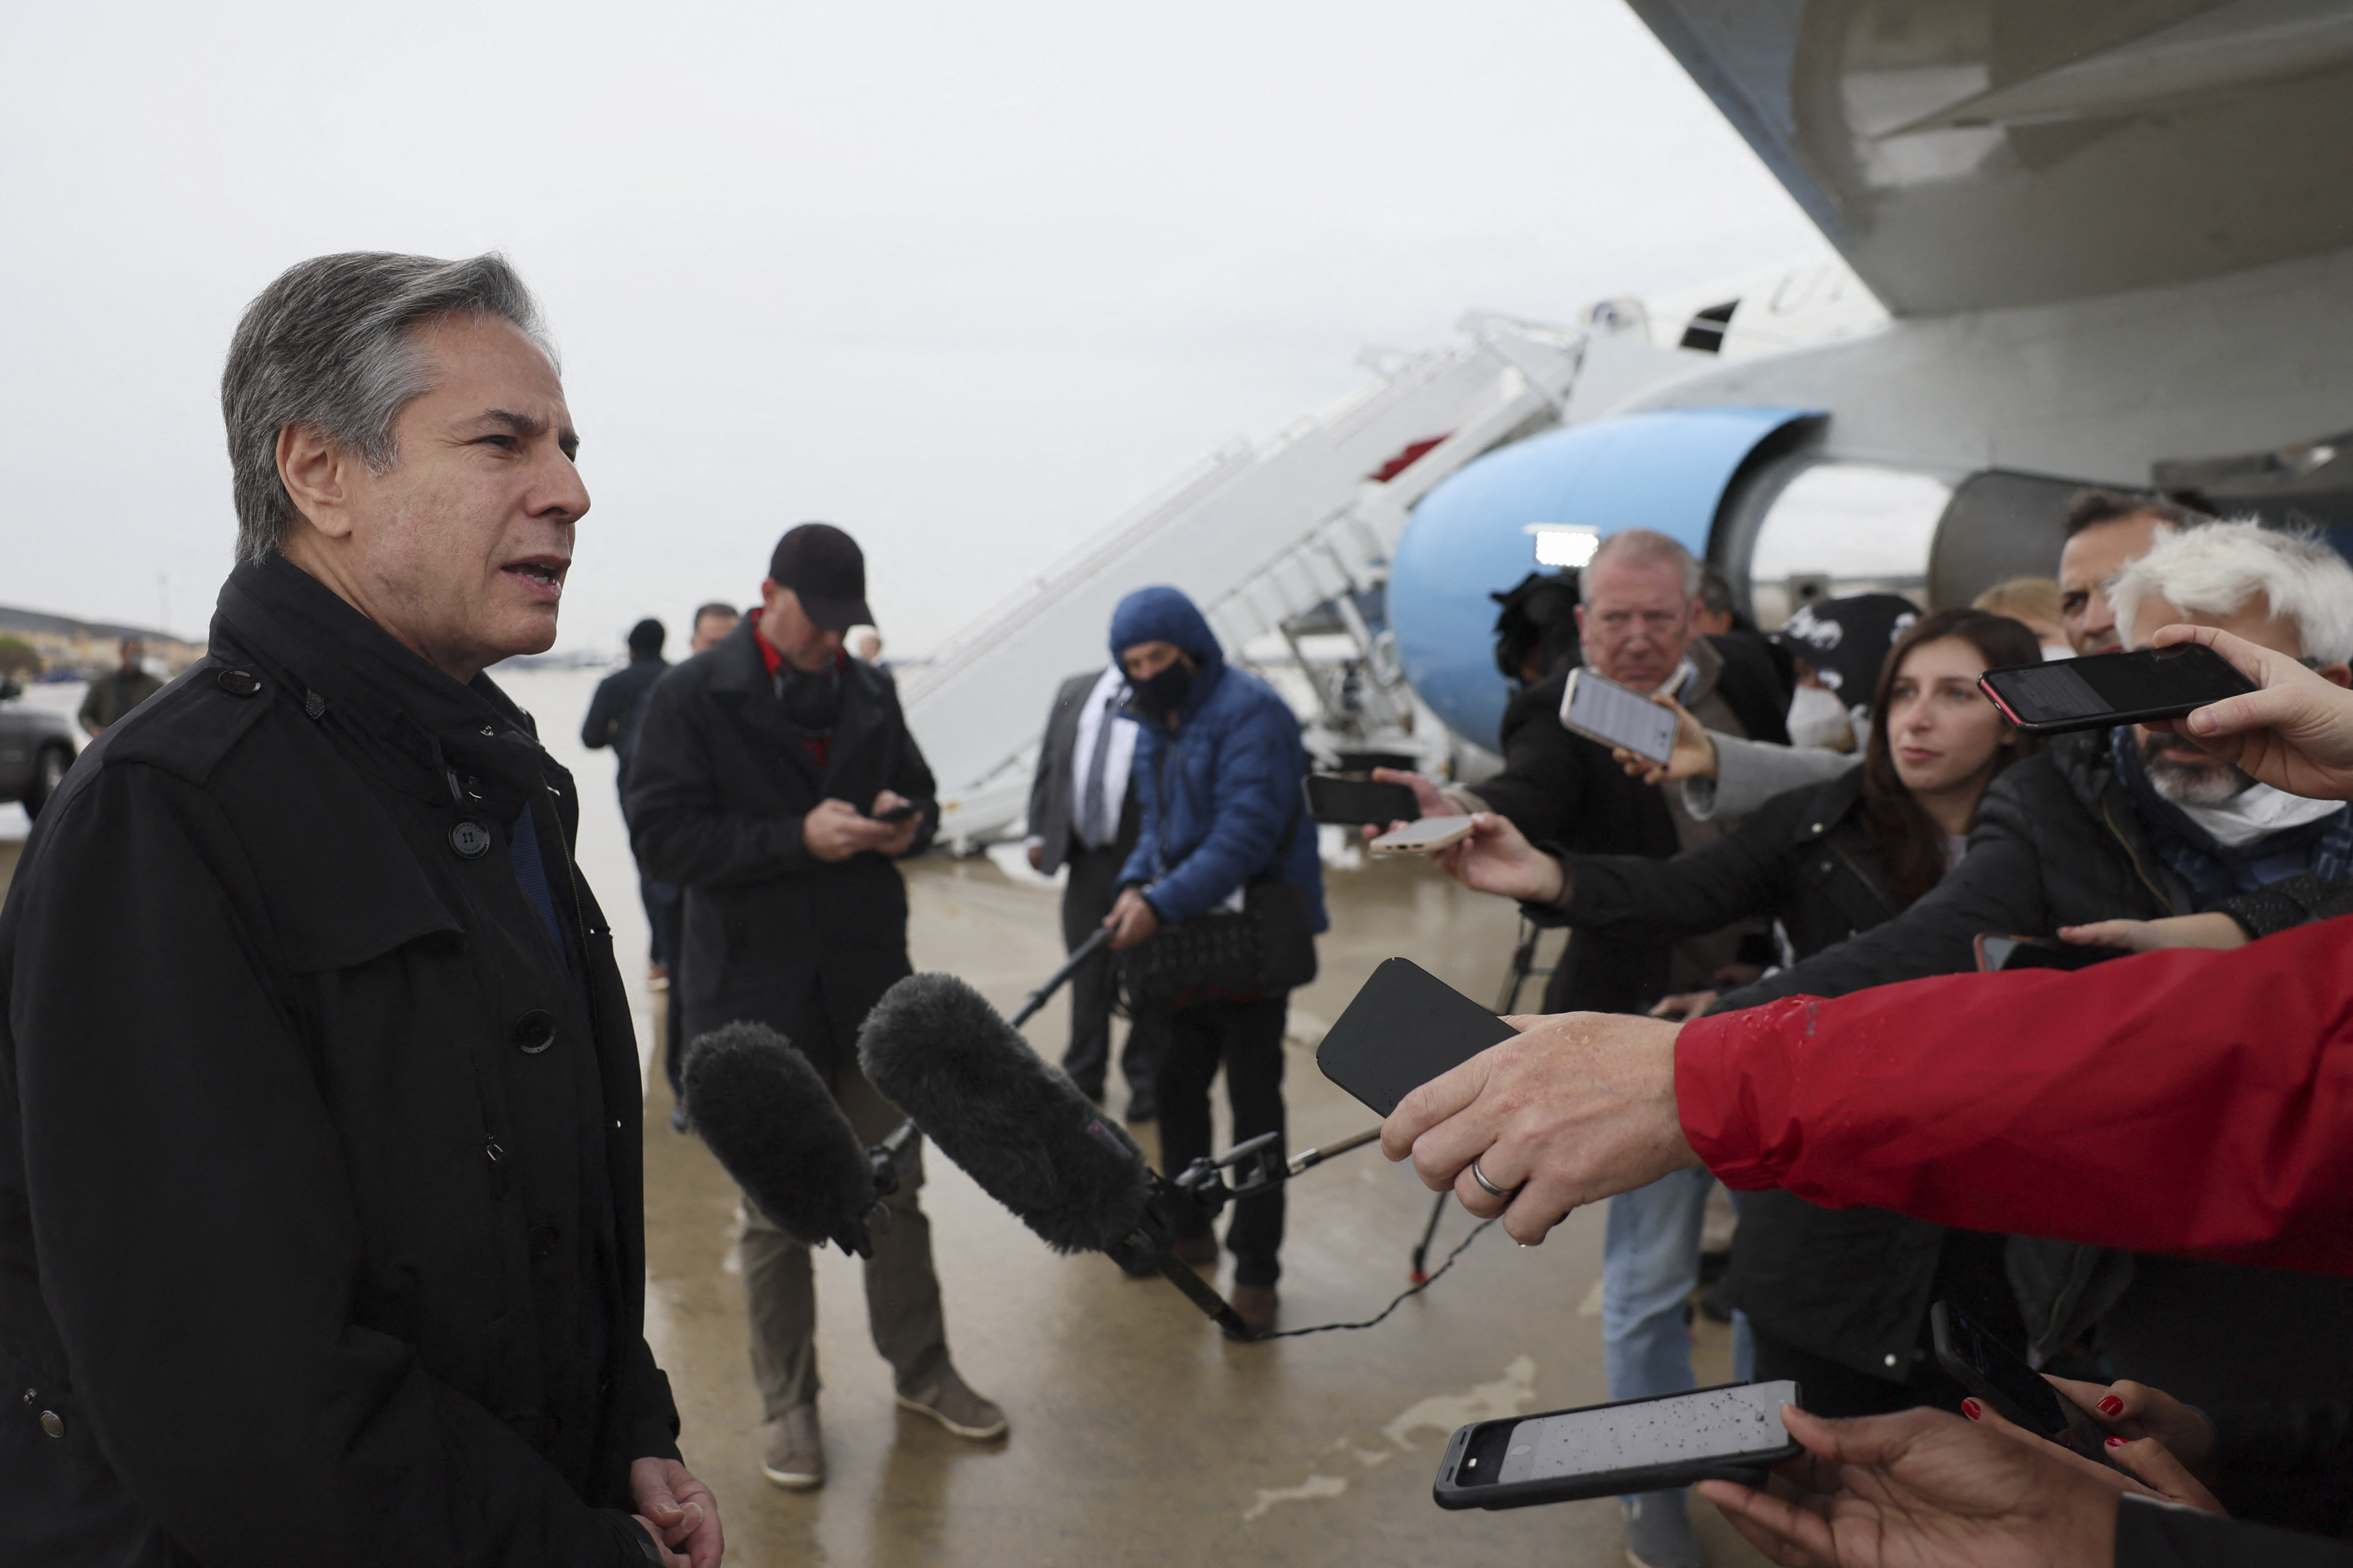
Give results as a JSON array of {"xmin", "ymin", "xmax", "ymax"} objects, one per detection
[{"xmin": 1109, "ymin": 587, "xmax": 1223, "ymax": 672}]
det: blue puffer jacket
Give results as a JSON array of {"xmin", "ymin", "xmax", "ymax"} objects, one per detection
[{"xmin": 1110, "ymin": 587, "xmax": 1327, "ymax": 932}]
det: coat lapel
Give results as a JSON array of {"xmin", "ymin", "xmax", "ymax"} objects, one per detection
[{"xmin": 707, "ymin": 622, "xmax": 824, "ymax": 791}]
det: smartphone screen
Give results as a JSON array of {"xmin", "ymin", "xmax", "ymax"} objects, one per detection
[
  {"xmin": 1979, "ymin": 643, "xmax": 2255, "ymax": 732},
  {"xmin": 1302, "ymin": 775, "xmax": 1421, "ymax": 827},
  {"xmin": 1316, "ymin": 957, "xmax": 1514, "ymax": 1116},
  {"xmin": 871, "ymin": 803, "xmax": 919, "ymax": 823},
  {"xmin": 1454, "ymin": 1382, "xmax": 1799, "ymax": 1489},
  {"xmin": 1560, "ymin": 669, "xmax": 1678, "ymax": 764}
]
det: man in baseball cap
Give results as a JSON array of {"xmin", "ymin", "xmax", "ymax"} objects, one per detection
[{"xmin": 627, "ymin": 520, "xmax": 1005, "ymax": 1494}]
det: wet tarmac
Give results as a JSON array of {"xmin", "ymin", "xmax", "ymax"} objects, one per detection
[{"xmin": 2, "ymin": 667, "xmax": 1770, "ymax": 1567}]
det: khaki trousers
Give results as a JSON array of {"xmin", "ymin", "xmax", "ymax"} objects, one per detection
[{"xmin": 740, "ymin": 1062, "xmax": 949, "ymax": 1416}]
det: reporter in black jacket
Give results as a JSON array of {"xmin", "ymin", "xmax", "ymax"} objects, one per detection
[
  {"xmin": 1434, "ymin": 608, "xmax": 2044, "ymax": 1416},
  {"xmin": 626, "ymin": 524, "xmax": 1003, "ymax": 1491},
  {"xmin": 0, "ymin": 255, "xmax": 710, "ymax": 1566}
]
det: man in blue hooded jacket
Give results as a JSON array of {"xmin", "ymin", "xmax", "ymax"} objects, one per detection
[{"xmin": 1101, "ymin": 586, "xmax": 1326, "ymax": 1331}]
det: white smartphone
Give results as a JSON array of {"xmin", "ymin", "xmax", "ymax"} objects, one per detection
[
  {"xmin": 1367, "ymin": 817, "xmax": 1477, "ymax": 856},
  {"xmin": 1559, "ymin": 668, "xmax": 1678, "ymax": 765}
]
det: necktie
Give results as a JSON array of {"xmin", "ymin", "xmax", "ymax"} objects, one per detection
[{"xmin": 1080, "ymin": 691, "xmax": 1118, "ymax": 847}]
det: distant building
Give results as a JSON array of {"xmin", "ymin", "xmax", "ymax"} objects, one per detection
[{"xmin": 0, "ymin": 605, "xmax": 202, "ymax": 679}]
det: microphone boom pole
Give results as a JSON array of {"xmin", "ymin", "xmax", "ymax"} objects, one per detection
[{"xmin": 1007, "ymin": 925, "xmax": 1113, "ymax": 1029}]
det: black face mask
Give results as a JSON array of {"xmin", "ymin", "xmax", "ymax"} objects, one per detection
[{"xmin": 1129, "ymin": 660, "xmax": 1193, "ymax": 720}]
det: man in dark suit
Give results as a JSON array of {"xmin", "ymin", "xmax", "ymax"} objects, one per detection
[
  {"xmin": 1024, "ymin": 666, "xmax": 1161, "ymax": 1119},
  {"xmin": 628, "ymin": 523, "xmax": 1003, "ymax": 1495}
]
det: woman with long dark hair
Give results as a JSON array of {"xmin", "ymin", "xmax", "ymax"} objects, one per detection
[{"xmin": 1432, "ymin": 606, "xmax": 2046, "ymax": 1414}]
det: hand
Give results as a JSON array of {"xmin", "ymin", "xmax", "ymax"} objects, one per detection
[
  {"xmin": 2057, "ymin": 913, "xmax": 2247, "ymax": 953},
  {"xmin": 869, "ymin": 790, "xmax": 923, "ymax": 856},
  {"xmin": 2043, "ymin": 1376, "xmax": 2220, "ymax": 1484},
  {"xmin": 1649, "ymin": 990, "xmax": 1717, "ymax": 1021},
  {"xmin": 1381, "ymin": 1011, "xmax": 1696, "ymax": 1244},
  {"xmin": 1699, "ymin": 1405, "xmax": 2120, "ymax": 1568},
  {"xmin": 1427, "ymin": 813, "xmax": 1566, "ymax": 903},
  {"xmin": 2151, "ymin": 623, "xmax": 2353, "ymax": 801},
  {"xmin": 630, "ymin": 1456, "xmax": 723, "ymax": 1568},
  {"xmin": 1360, "ymin": 767, "xmax": 1462, "ymax": 841},
  {"xmin": 1103, "ymin": 887, "xmax": 1160, "ymax": 951},
  {"xmin": 1615, "ymin": 696, "xmax": 1715, "ymax": 785},
  {"xmin": 1962, "ymin": 1387, "xmax": 2225, "ymax": 1515},
  {"xmin": 802, "ymin": 798, "xmax": 893, "ymax": 862}
]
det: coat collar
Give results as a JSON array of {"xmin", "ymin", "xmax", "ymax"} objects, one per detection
[{"xmin": 705, "ymin": 617, "xmax": 891, "ymax": 792}]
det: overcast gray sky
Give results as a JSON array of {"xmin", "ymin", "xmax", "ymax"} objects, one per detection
[{"xmin": 0, "ymin": 0, "xmax": 1828, "ymax": 657}]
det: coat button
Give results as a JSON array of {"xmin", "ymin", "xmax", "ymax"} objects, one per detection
[
  {"xmin": 38, "ymin": 1410, "xmax": 64, "ymax": 1438},
  {"xmin": 1884, "ymin": 1353, "xmax": 1899, "ymax": 1367},
  {"xmin": 450, "ymin": 821, "xmax": 493, "ymax": 859},
  {"xmin": 512, "ymin": 1010, "xmax": 556, "ymax": 1054},
  {"xmin": 215, "ymin": 668, "xmax": 261, "ymax": 697},
  {"xmin": 303, "ymin": 689, "xmax": 327, "ymax": 719},
  {"xmin": 528, "ymin": 1223, "xmax": 560, "ymax": 1260}
]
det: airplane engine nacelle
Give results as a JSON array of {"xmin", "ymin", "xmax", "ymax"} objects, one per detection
[{"xmin": 1389, "ymin": 406, "xmax": 2083, "ymax": 750}]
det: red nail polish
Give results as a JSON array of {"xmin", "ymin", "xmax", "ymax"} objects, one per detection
[
  {"xmin": 2107, "ymin": 1435, "xmax": 2127, "ymax": 1449},
  {"xmin": 2098, "ymin": 1396, "xmax": 2125, "ymax": 1417},
  {"xmin": 1961, "ymin": 1398, "xmax": 1982, "ymax": 1419}
]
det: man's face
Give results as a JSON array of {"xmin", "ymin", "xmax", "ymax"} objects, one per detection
[
  {"xmin": 2132, "ymin": 590, "xmax": 2303, "ymax": 804},
  {"xmin": 690, "ymin": 609, "xmax": 738, "ymax": 654},
  {"xmin": 757, "ymin": 584, "xmax": 841, "ymax": 673},
  {"xmin": 1120, "ymin": 640, "xmax": 1184, "ymax": 683},
  {"xmin": 286, "ymin": 314, "xmax": 586, "ymax": 679},
  {"xmin": 119, "ymin": 639, "xmax": 143, "ymax": 673},
  {"xmin": 2059, "ymin": 515, "xmax": 2165, "ymax": 655},
  {"xmin": 1575, "ymin": 555, "xmax": 1696, "ymax": 693}
]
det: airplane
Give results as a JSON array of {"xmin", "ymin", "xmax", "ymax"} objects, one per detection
[{"xmin": 900, "ymin": 0, "xmax": 2353, "ymax": 847}]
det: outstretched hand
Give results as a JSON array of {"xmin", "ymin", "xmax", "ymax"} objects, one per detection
[
  {"xmin": 2151, "ymin": 623, "xmax": 2353, "ymax": 801},
  {"xmin": 1380, "ymin": 1010, "xmax": 1695, "ymax": 1244},
  {"xmin": 2056, "ymin": 912, "xmax": 2246, "ymax": 953},
  {"xmin": 1698, "ymin": 1406, "xmax": 2121, "ymax": 1568},
  {"xmin": 1427, "ymin": 812, "xmax": 1565, "ymax": 903},
  {"xmin": 1615, "ymin": 695, "xmax": 1715, "ymax": 785}
]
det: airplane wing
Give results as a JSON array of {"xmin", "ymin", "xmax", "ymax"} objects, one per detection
[{"xmin": 1626, "ymin": 0, "xmax": 2353, "ymax": 315}]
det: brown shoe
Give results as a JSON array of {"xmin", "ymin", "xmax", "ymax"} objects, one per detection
[
  {"xmin": 759, "ymin": 1402, "xmax": 824, "ymax": 1489},
  {"xmin": 1231, "ymin": 1284, "xmax": 1278, "ymax": 1332},
  {"xmin": 897, "ymin": 1364, "xmax": 1008, "ymax": 1440}
]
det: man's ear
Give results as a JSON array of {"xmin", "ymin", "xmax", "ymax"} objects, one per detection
[
  {"xmin": 2319, "ymin": 663, "xmax": 2351, "ymax": 690},
  {"xmin": 276, "ymin": 425, "xmax": 359, "ymax": 541}
]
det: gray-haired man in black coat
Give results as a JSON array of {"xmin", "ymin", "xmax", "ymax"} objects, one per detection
[{"xmin": 0, "ymin": 253, "xmax": 716, "ymax": 1566}]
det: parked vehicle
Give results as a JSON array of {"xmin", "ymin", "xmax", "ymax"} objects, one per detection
[{"xmin": 0, "ymin": 679, "xmax": 77, "ymax": 817}]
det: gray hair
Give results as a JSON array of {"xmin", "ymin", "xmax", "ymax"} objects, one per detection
[
  {"xmin": 220, "ymin": 252, "xmax": 555, "ymax": 564},
  {"xmin": 2111, "ymin": 519, "xmax": 2353, "ymax": 664},
  {"xmin": 1581, "ymin": 528, "xmax": 1704, "ymax": 602}
]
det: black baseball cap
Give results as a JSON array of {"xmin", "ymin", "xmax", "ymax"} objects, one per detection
[{"xmin": 768, "ymin": 522, "xmax": 872, "ymax": 631}]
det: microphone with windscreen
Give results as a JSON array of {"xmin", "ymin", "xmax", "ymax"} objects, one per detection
[
  {"xmin": 681, "ymin": 1022, "xmax": 913, "ymax": 1260},
  {"xmin": 860, "ymin": 972, "xmax": 1362, "ymax": 1338}
]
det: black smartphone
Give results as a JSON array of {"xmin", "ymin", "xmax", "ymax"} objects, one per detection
[
  {"xmin": 1302, "ymin": 774, "xmax": 1421, "ymax": 827},
  {"xmin": 1434, "ymin": 1381, "xmax": 1803, "ymax": 1510},
  {"xmin": 1979, "ymin": 643, "xmax": 2257, "ymax": 735},
  {"xmin": 1973, "ymin": 933, "xmax": 2113, "ymax": 973},
  {"xmin": 1930, "ymin": 1302, "xmax": 2117, "ymax": 1467},
  {"xmin": 1315, "ymin": 957, "xmax": 1515, "ymax": 1117},
  {"xmin": 871, "ymin": 802, "xmax": 919, "ymax": 823}
]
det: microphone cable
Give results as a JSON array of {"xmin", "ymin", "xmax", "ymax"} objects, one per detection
[{"xmin": 1243, "ymin": 1215, "xmax": 1499, "ymax": 1342}]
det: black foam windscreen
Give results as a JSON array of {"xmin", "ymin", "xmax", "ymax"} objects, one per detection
[
  {"xmin": 682, "ymin": 1023, "xmax": 876, "ymax": 1253},
  {"xmin": 859, "ymin": 972, "xmax": 1154, "ymax": 1254}
]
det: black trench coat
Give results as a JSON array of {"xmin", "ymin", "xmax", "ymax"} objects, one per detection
[
  {"xmin": 626, "ymin": 621, "xmax": 937, "ymax": 1078},
  {"xmin": 0, "ymin": 560, "xmax": 677, "ymax": 1567}
]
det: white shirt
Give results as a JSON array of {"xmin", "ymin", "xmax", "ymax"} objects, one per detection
[{"xmin": 1025, "ymin": 663, "xmax": 1143, "ymax": 853}]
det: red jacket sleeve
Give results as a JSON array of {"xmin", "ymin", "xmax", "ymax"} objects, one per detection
[{"xmin": 1674, "ymin": 914, "xmax": 2353, "ymax": 1274}]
